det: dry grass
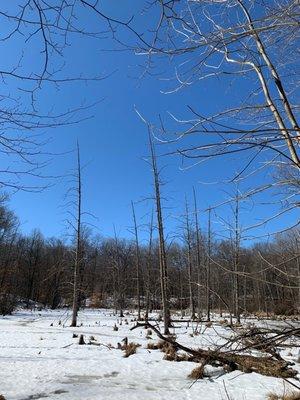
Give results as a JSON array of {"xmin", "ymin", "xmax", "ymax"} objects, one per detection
[
  {"xmin": 147, "ymin": 340, "xmax": 176, "ymax": 355},
  {"xmin": 146, "ymin": 340, "xmax": 194, "ymax": 362},
  {"xmin": 163, "ymin": 344, "xmax": 177, "ymax": 361},
  {"xmin": 160, "ymin": 341, "xmax": 175, "ymax": 354},
  {"xmin": 147, "ymin": 340, "xmax": 170, "ymax": 352},
  {"xmin": 267, "ymin": 391, "xmax": 300, "ymax": 400},
  {"xmin": 175, "ymin": 353, "xmax": 194, "ymax": 362},
  {"xmin": 188, "ymin": 364, "xmax": 205, "ymax": 380},
  {"xmin": 123, "ymin": 342, "xmax": 141, "ymax": 358},
  {"xmin": 147, "ymin": 342, "xmax": 160, "ymax": 350}
]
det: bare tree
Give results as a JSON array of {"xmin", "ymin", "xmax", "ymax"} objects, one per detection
[
  {"xmin": 233, "ymin": 191, "xmax": 241, "ymax": 323},
  {"xmin": 193, "ymin": 186, "xmax": 203, "ymax": 318},
  {"xmin": 145, "ymin": 211, "xmax": 154, "ymax": 323},
  {"xmin": 127, "ymin": 2, "xmax": 300, "ymax": 318},
  {"xmin": 206, "ymin": 207, "xmax": 212, "ymax": 321},
  {"xmin": 131, "ymin": 201, "xmax": 141, "ymax": 320},
  {"xmin": 71, "ymin": 141, "xmax": 83, "ymax": 327},
  {"xmin": 133, "ymin": 0, "xmax": 300, "ymax": 233},
  {"xmin": 184, "ymin": 197, "xmax": 196, "ymax": 319},
  {"xmin": 148, "ymin": 128, "xmax": 171, "ymax": 334}
]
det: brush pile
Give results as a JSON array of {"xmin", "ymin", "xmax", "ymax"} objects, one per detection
[{"xmin": 132, "ymin": 322, "xmax": 300, "ymax": 379}]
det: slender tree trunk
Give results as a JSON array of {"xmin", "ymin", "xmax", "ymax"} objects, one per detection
[
  {"xmin": 193, "ymin": 187, "xmax": 202, "ymax": 319},
  {"xmin": 233, "ymin": 192, "xmax": 241, "ymax": 323},
  {"xmin": 297, "ymin": 256, "xmax": 300, "ymax": 313},
  {"xmin": 71, "ymin": 141, "xmax": 82, "ymax": 327},
  {"xmin": 243, "ymin": 273, "xmax": 247, "ymax": 315},
  {"xmin": 206, "ymin": 207, "xmax": 212, "ymax": 321},
  {"xmin": 148, "ymin": 128, "xmax": 170, "ymax": 334},
  {"xmin": 131, "ymin": 201, "xmax": 141, "ymax": 320},
  {"xmin": 179, "ymin": 269, "xmax": 184, "ymax": 318},
  {"xmin": 185, "ymin": 198, "xmax": 195, "ymax": 319},
  {"xmin": 145, "ymin": 211, "xmax": 154, "ymax": 323}
]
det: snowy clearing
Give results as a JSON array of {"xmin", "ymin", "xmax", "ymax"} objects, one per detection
[{"xmin": 0, "ymin": 309, "xmax": 299, "ymax": 400}]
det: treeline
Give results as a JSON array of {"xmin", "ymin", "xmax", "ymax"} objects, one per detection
[{"xmin": 0, "ymin": 201, "xmax": 298, "ymax": 317}]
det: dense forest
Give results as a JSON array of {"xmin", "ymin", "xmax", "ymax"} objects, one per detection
[{"xmin": 1, "ymin": 199, "xmax": 298, "ymax": 318}]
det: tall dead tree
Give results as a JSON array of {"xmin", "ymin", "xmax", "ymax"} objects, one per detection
[
  {"xmin": 71, "ymin": 142, "xmax": 83, "ymax": 327},
  {"xmin": 218, "ymin": 188, "xmax": 244, "ymax": 321},
  {"xmin": 145, "ymin": 211, "xmax": 154, "ymax": 323},
  {"xmin": 193, "ymin": 187, "xmax": 202, "ymax": 318},
  {"xmin": 131, "ymin": 201, "xmax": 141, "ymax": 320},
  {"xmin": 148, "ymin": 128, "xmax": 171, "ymax": 334},
  {"xmin": 184, "ymin": 197, "xmax": 195, "ymax": 319},
  {"xmin": 112, "ymin": 228, "xmax": 127, "ymax": 318},
  {"xmin": 233, "ymin": 191, "xmax": 241, "ymax": 323},
  {"xmin": 206, "ymin": 207, "xmax": 212, "ymax": 321}
]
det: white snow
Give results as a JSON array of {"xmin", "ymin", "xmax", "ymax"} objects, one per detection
[{"xmin": 0, "ymin": 309, "xmax": 299, "ymax": 400}]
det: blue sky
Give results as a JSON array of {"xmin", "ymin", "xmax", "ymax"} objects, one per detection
[{"xmin": 1, "ymin": 1, "xmax": 297, "ymax": 245}]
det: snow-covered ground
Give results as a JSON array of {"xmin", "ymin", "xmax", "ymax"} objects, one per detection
[{"xmin": 0, "ymin": 309, "xmax": 299, "ymax": 400}]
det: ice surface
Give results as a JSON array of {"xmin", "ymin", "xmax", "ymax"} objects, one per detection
[{"xmin": 0, "ymin": 309, "xmax": 298, "ymax": 400}]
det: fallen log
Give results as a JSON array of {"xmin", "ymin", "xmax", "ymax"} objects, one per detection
[{"xmin": 131, "ymin": 322, "xmax": 298, "ymax": 379}]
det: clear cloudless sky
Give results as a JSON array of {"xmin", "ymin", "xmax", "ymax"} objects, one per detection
[{"xmin": 4, "ymin": 1, "xmax": 297, "ymax": 245}]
